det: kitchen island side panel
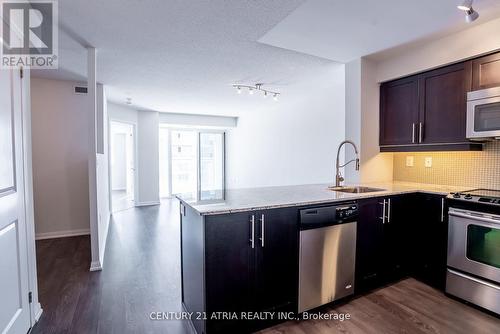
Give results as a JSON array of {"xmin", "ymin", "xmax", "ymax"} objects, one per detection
[{"xmin": 181, "ymin": 202, "xmax": 206, "ymax": 334}]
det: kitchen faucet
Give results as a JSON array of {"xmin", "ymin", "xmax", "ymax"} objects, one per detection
[{"xmin": 335, "ymin": 140, "xmax": 360, "ymax": 188}]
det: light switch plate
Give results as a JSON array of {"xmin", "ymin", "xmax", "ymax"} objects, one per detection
[
  {"xmin": 425, "ymin": 157, "xmax": 432, "ymax": 168},
  {"xmin": 406, "ymin": 156, "xmax": 414, "ymax": 167}
]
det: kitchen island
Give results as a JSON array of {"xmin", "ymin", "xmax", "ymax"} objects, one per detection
[{"xmin": 178, "ymin": 182, "xmax": 464, "ymax": 334}]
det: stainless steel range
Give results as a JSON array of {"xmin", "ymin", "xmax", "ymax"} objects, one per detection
[{"xmin": 446, "ymin": 189, "xmax": 500, "ymax": 315}]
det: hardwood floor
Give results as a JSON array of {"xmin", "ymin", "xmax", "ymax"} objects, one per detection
[
  {"xmin": 32, "ymin": 200, "xmax": 500, "ymax": 334},
  {"xmin": 259, "ymin": 278, "xmax": 500, "ymax": 334},
  {"xmin": 32, "ymin": 200, "xmax": 187, "ymax": 334}
]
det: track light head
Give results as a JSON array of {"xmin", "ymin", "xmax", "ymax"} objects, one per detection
[
  {"xmin": 458, "ymin": 0, "xmax": 479, "ymax": 22},
  {"xmin": 465, "ymin": 8, "xmax": 479, "ymax": 22},
  {"xmin": 457, "ymin": 0, "xmax": 472, "ymax": 11}
]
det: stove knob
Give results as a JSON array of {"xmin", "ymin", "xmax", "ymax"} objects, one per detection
[
  {"xmin": 453, "ymin": 193, "xmax": 461, "ymax": 198},
  {"xmin": 464, "ymin": 194, "xmax": 473, "ymax": 200}
]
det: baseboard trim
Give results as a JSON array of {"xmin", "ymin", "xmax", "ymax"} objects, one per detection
[
  {"xmin": 135, "ymin": 201, "xmax": 160, "ymax": 207},
  {"xmin": 34, "ymin": 303, "xmax": 43, "ymax": 322},
  {"xmin": 89, "ymin": 260, "xmax": 102, "ymax": 271},
  {"xmin": 35, "ymin": 228, "xmax": 90, "ymax": 240}
]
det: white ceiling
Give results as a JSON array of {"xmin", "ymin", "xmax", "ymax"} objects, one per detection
[
  {"xmin": 33, "ymin": 0, "xmax": 500, "ymax": 116},
  {"xmin": 259, "ymin": 0, "xmax": 500, "ymax": 63},
  {"xmin": 33, "ymin": 0, "xmax": 341, "ymax": 116}
]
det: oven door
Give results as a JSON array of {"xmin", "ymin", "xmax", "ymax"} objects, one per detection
[
  {"xmin": 448, "ymin": 208, "xmax": 500, "ymax": 283},
  {"xmin": 466, "ymin": 95, "xmax": 500, "ymax": 139}
]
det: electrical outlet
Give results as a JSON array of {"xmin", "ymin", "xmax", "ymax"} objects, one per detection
[
  {"xmin": 406, "ymin": 156, "xmax": 414, "ymax": 167},
  {"xmin": 425, "ymin": 157, "xmax": 432, "ymax": 168}
]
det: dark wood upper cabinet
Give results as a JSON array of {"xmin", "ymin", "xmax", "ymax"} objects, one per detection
[
  {"xmin": 472, "ymin": 52, "xmax": 500, "ymax": 90},
  {"xmin": 379, "ymin": 54, "xmax": 489, "ymax": 152},
  {"xmin": 418, "ymin": 62, "xmax": 472, "ymax": 144},
  {"xmin": 380, "ymin": 76, "xmax": 419, "ymax": 146}
]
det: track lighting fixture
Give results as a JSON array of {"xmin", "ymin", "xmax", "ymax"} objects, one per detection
[
  {"xmin": 457, "ymin": 0, "xmax": 479, "ymax": 22},
  {"xmin": 233, "ymin": 83, "xmax": 280, "ymax": 101}
]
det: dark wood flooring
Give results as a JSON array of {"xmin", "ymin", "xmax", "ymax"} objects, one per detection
[
  {"xmin": 259, "ymin": 278, "xmax": 500, "ymax": 334},
  {"xmin": 32, "ymin": 200, "xmax": 500, "ymax": 334},
  {"xmin": 32, "ymin": 200, "xmax": 186, "ymax": 334}
]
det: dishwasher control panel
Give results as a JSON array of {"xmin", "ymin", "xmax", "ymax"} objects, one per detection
[
  {"xmin": 336, "ymin": 204, "xmax": 358, "ymax": 220},
  {"xmin": 300, "ymin": 203, "xmax": 358, "ymax": 230}
]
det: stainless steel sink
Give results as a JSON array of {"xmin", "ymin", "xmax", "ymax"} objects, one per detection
[{"xmin": 328, "ymin": 186, "xmax": 385, "ymax": 194}]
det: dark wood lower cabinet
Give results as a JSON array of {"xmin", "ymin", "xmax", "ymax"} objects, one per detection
[
  {"xmin": 204, "ymin": 207, "xmax": 298, "ymax": 333},
  {"xmin": 356, "ymin": 194, "xmax": 448, "ymax": 295},
  {"xmin": 183, "ymin": 193, "xmax": 450, "ymax": 333},
  {"xmin": 382, "ymin": 195, "xmax": 413, "ymax": 283},
  {"xmin": 355, "ymin": 198, "xmax": 385, "ymax": 293},
  {"xmin": 410, "ymin": 194, "xmax": 448, "ymax": 290}
]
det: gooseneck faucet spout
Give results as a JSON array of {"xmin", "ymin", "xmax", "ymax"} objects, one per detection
[{"xmin": 335, "ymin": 140, "xmax": 360, "ymax": 188}]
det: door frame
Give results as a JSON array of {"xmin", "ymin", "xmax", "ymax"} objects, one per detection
[
  {"xmin": 108, "ymin": 119, "xmax": 138, "ymax": 213},
  {"xmin": 21, "ymin": 69, "xmax": 44, "ymax": 325}
]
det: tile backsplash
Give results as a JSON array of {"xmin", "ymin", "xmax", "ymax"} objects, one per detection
[{"xmin": 393, "ymin": 141, "xmax": 500, "ymax": 190}]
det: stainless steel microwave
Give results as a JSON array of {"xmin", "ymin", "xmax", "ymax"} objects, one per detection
[{"xmin": 467, "ymin": 86, "xmax": 500, "ymax": 140}]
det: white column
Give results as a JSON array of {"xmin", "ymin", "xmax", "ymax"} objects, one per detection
[{"xmin": 87, "ymin": 47, "xmax": 101, "ymax": 271}]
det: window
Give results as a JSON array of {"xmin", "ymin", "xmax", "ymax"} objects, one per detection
[{"xmin": 159, "ymin": 128, "xmax": 225, "ymax": 200}]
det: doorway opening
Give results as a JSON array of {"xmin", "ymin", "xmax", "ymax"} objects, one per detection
[
  {"xmin": 110, "ymin": 121, "xmax": 136, "ymax": 212},
  {"xmin": 159, "ymin": 127, "xmax": 225, "ymax": 200}
]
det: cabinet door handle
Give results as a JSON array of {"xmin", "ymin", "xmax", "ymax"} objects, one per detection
[
  {"xmin": 259, "ymin": 214, "xmax": 265, "ymax": 248},
  {"xmin": 419, "ymin": 122, "xmax": 423, "ymax": 143},
  {"xmin": 412, "ymin": 123, "xmax": 416, "ymax": 143},
  {"xmin": 441, "ymin": 198, "xmax": 445, "ymax": 223},
  {"xmin": 250, "ymin": 215, "xmax": 255, "ymax": 248},
  {"xmin": 379, "ymin": 200, "xmax": 386, "ymax": 224},
  {"xmin": 387, "ymin": 198, "xmax": 391, "ymax": 223}
]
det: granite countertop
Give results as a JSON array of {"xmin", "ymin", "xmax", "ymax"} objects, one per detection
[{"xmin": 176, "ymin": 181, "xmax": 470, "ymax": 216}]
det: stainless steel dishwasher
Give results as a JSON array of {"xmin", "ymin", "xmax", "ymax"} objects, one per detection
[{"xmin": 298, "ymin": 203, "xmax": 358, "ymax": 313}]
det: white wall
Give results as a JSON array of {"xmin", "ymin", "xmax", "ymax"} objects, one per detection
[
  {"xmin": 108, "ymin": 103, "xmax": 138, "ymax": 124},
  {"xmin": 31, "ymin": 77, "xmax": 91, "ymax": 239},
  {"xmin": 137, "ymin": 111, "xmax": 160, "ymax": 205},
  {"xmin": 159, "ymin": 112, "xmax": 237, "ymax": 128},
  {"xmin": 344, "ymin": 60, "xmax": 362, "ymax": 183},
  {"xmin": 226, "ymin": 64, "xmax": 345, "ymax": 189},
  {"xmin": 375, "ymin": 16, "xmax": 500, "ymax": 82},
  {"xmin": 108, "ymin": 103, "xmax": 160, "ymax": 205}
]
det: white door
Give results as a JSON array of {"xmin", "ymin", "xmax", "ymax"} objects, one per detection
[
  {"xmin": 0, "ymin": 69, "xmax": 31, "ymax": 333},
  {"xmin": 126, "ymin": 129, "xmax": 135, "ymax": 200}
]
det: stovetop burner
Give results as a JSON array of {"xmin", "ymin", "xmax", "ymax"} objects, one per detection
[{"xmin": 448, "ymin": 189, "xmax": 500, "ymax": 204}]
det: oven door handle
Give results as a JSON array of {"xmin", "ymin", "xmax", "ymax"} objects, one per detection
[{"xmin": 449, "ymin": 209, "xmax": 500, "ymax": 228}]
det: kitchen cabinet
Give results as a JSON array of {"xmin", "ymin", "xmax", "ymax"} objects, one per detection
[
  {"xmin": 472, "ymin": 51, "xmax": 500, "ymax": 90},
  {"xmin": 380, "ymin": 61, "xmax": 482, "ymax": 152},
  {"xmin": 356, "ymin": 197, "xmax": 385, "ymax": 293},
  {"xmin": 380, "ymin": 76, "xmax": 419, "ymax": 146},
  {"xmin": 204, "ymin": 207, "xmax": 298, "ymax": 333},
  {"xmin": 409, "ymin": 194, "xmax": 448, "ymax": 290},
  {"xmin": 382, "ymin": 195, "xmax": 412, "ymax": 283},
  {"xmin": 418, "ymin": 62, "xmax": 472, "ymax": 144},
  {"xmin": 356, "ymin": 195, "xmax": 413, "ymax": 293}
]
